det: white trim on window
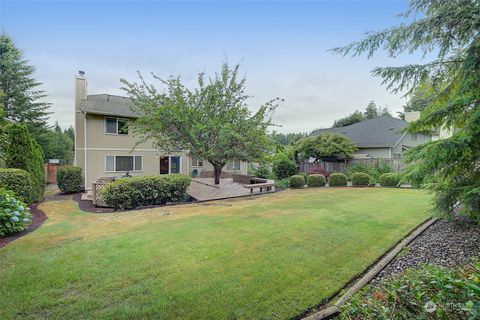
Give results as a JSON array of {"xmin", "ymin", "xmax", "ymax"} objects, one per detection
[
  {"xmin": 105, "ymin": 155, "xmax": 143, "ymax": 173},
  {"xmin": 104, "ymin": 117, "xmax": 129, "ymax": 135}
]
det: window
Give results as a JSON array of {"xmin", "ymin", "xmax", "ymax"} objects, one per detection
[
  {"xmin": 106, "ymin": 156, "xmax": 142, "ymax": 172},
  {"xmin": 105, "ymin": 117, "xmax": 128, "ymax": 135},
  {"xmin": 226, "ymin": 159, "xmax": 241, "ymax": 171},
  {"xmin": 191, "ymin": 156, "xmax": 203, "ymax": 167}
]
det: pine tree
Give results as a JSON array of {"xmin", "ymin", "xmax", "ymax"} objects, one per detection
[
  {"xmin": 0, "ymin": 34, "xmax": 50, "ymax": 137},
  {"xmin": 333, "ymin": 0, "xmax": 480, "ymax": 221}
]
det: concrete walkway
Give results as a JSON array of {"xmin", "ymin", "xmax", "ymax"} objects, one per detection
[{"xmin": 187, "ymin": 178, "xmax": 253, "ymax": 201}]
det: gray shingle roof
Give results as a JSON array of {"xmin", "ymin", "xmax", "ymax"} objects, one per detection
[
  {"xmin": 312, "ymin": 116, "xmax": 408, "ymax": 147},
  {"xmin": 79, "ymin": 94, "xmax": 139, "ymax": 118}
]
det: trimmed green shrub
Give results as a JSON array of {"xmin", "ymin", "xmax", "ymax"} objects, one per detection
[
  {"xmin": 0, "ymin": 168, "xmax": 35, "ymax": 203},
  {"xmin": 274, "ymin": 178, "xmax": 290, "ymax": 189},
  {"xmin": 351, "ymin": 172, "xmax": 370, "ymax": 187},
  {"xmin": 4, "ymin": 124, "xmax": 45, "ymax": 202},
  {"xmin": 379, "ymin": 172, "xmax": 401, "ymax": 187},
  {"xmin": 272, "ymin": 153, "xmax": 297, "ymax": 179},
  {"xmin": 57, "ymin": 166, "xmax": 83, "ymax": 193},
  {"xmin": 345, "ymin": 160, "xmax": 393, "ymax": 181},
  {"xmin": 100, "ymin": 174, "xmax": 191, "ymax": 210},
  {"xmin": 252, "ymin": 162, "xmax": 272, "ymax": 179},
  {"xmin": 328, "ymin": 172, "xmax": 347, "ymax": 187},
  {"xmin": 0, "ymin": 188, "xmax": 31, "ymax": 237},
  {"xmin": 341, "ymin": 262, "xmax": 480, "ymax": 319},
  {"xmin": 307, "ymin": 174, "xmax": 326, "ymax": 187},
  {"xmin": 289, "ymin": 175, "xmax": 305, "ymax": 188}
]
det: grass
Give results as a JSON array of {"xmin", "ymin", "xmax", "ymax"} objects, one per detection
[{"xmin": 0, "ymin": 188, "xmax": 431, "ymax": 320}]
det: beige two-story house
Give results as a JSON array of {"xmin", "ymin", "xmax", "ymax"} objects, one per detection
[{"xmin": 74, "ymin": 71, "xmax": 249, "ymax": 190}]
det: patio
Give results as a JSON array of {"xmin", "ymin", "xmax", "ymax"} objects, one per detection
[{"xmin": 188, "ymin": 177, "xmax": 274, "ymax": 201}]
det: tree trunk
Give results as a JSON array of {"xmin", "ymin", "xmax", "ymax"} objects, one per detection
[{"xmin": 213, "ymin": 165, "xmax": 223, "ymax": 185}]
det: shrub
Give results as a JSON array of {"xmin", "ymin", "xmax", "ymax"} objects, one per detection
[
  {"xmin": 379, "ymin": 172, "xmax": 401, "ymax": 187},
  {"xmin": 0, "ymin": 188, "xmax": 31, "ymax": 237},
  {"xmin": 252, "ymin": 162, "xmax": 272, "ymax": 179},
  {"xmin": 351, "ymin": 172, "xmax": 370, "ymax": 187},
  {"xmin": 57, "ymin": 166, "xmax": 83, "ymax": 193},
  {"xmin": 307, "ymin": 174, "xmax": 326, "ymax": 187},
  {"xmin": 100, "ymin": 174, "xmax": 191, "ymax": 210},
  {"xmin": 0, "ymin": 168, "xmax": 35, "ymax": 204},
  {"xmin": 340, "ymin": 262, "xmax": 480, "ymax": 319},
  {"xmin": 272, "ymin": 153, "xmax": 297, "ymax": 179},
  {"xmin": 289, "ymin": 175, "xmax": 305, "ymax": 188},
  {"xmin": 329, "ymin": 172, "xmax": 347, "ymax": 187},
  {"xmin": 309, "ymin": 167, "xmax": 331, "ymax": 178},
  {"xmin": 274, "ymin": 178, "xmax": 290, "ymax": 189},
  {"xmin": 4, "ymin": 124, "xmax": 45, "ymax": 202},
  {"xmin": 345, "ymin": 160, "xmax": 393, "ymax": 181}
]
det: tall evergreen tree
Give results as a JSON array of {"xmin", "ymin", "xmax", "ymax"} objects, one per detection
[
  {"xmin": 0, "ymin": 34, "xmax": 50, "ymax": 137},
  {"xmin": 333, "ymin": 0, "xmax": 480, "ymax": 221}
]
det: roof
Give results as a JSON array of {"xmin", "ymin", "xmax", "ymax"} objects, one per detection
[
  {"xmin": 79, "ymin": 94, "xmax": 139, "ymax": 118},
  {"xmin": 312, "ymin": 116, "xmax": 408, "ymax": 148}
]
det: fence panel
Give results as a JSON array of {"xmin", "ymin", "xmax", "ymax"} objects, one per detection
[{"xmin": 300, "ymin": 158, "xmax": 404, "ymax": 174}]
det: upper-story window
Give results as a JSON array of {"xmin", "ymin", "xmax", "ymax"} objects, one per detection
[
  {"xmin": 226, "ymin": 159, "xmax": 241, "ymax": 171},
  {"xmin": 105, "ymin": 117, "xmax": 128, "ymax": 135},
  {"xmin": 191, "ymin": 156, "xmax": 203, "ymax": 167}
]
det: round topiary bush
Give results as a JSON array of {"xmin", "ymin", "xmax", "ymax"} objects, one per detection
[
  {"xmin": 379, "ymin": 173, "xmax": 401, "ymax": 187},
  {"xmin": 307, "ymin": 174, "xmax": 326, "ymax": 187},
  {"xmin": 289, "ymin": 175, "xmax": 305, "ymax": 189},
  {"xmin": 328, "ymin": 172, "xmax": 347, "ymax": 187},
  {"xmin": 352, "ymin": 172, "xmax": 370, "ymax": 187},
  {"xmin": 0, "ymin": 168, "xmax": 35, "ymax": 204},
  {"xmin": 57, "ymin": 166, "xmax": 83, "ymax": 193}
]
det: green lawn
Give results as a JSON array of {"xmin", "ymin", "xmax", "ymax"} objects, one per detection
[{"xmin": 0, "ymin": 188, "xmax": 431, "ymax": 319}]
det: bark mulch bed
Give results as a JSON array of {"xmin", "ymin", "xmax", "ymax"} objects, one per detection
[
  {"xmin": 371, "ymin": 216, "xmax": 480, "ymax": 284},
  {"xmin": 0, "ymin": 203, "xmax": 47, "ymax": 248}
]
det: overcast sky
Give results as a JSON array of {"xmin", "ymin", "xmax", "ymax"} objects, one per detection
[{"xmin": 1, "ymin": 0, "xmax": 425, "ymax": 133}]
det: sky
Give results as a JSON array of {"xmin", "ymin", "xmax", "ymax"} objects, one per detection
[{"xmin": 1, "ymin": 0, "xmax": 425, "ymax": 133}]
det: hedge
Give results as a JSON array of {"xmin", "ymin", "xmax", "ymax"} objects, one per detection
[
  {"xmin": 100, "ymin": 174, "xmax": 191, "ymax": 210},
  {"xmin": 379, "ymin": 173, "xmax": 402, "ymax": 187},
  {"xmin": 289, "ymin": 175, "xmax": 305, "ymax": 188},
  {"xmin": 4, "ymin": 124, "xmax": 45, "ymax": 202},
  {"xmin": 0, "ymin": 168, "xmax": 35, "ymax": 204},
  {"xmin": 57, "ymin": 166, "xmax": 83, "ymax": 193},
  {"xmin": 307, "ymin": 174, "xmax": 326, "ymax": 187},
  {"xmin": 328, "ymin": 172, "xmax": 347, "ymax": 187},
  {"xmin": 352, "ymin": 172, "xmax": 370, "ymax": 187}
]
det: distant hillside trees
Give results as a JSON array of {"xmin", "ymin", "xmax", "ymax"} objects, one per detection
[{"xmin": 332, "ymin": 101, "xmax": 391, "ymax": 128}]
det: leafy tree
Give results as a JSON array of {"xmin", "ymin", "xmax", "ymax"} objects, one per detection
[
  {"xmin": 332, "ymin": 0, "xmax": 480, "ymax": 221},
  {"xmin": 272, "ymin": 152, "xmax": 297, "ymax": 179},
  {"xmin": 271, "ymin": 131, "xmax": 307, "ymax": 146},
  {"xmin": 41, "ymin": 122, "xmax": 74, "ymax": 163},
  {"xmin": 364, "ymin": 100, "xmax": 391, "ymax": 119},
  {"xmin": 4, "ymin": 124, "xmax": 45, "ymax": 202},
  {"xmin": 332, "ymin": 110, "xmax": 365, "ymax": 128},
  {"xmin": 121, "ymin": 62, "xmax": 280, "ymax": 184},
  {"xmin": 0, "ymin": 34, "xmax": 51, "ymax": 147},
  {"xmin": 295, "ymin": 133, "xmax": 357, "ymax": 162}
]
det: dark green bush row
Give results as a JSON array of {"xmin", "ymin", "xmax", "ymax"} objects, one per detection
[
  {"xmin": 100, "ymin": 174, "xmax": 191, "ymax": 210},
  {"xmin": 289, "ymin": 175, "xmax": 305, "ymax": 188},
  {"xmin": 379, "ymin": 173, "xmax": 401, "ymax": 187},
  {"xmin": 352, "ymin": 172, "xmax": 370, "ymax": 187},
  {"xmin": 57, "ymin": 166, "xmax": 83, "ymax": 193},
  {"xmin": 0, "ymin": 168, "xmax": 35, "ymax": 204},
  {"xmin": 4, "ymin": 124, "xmax": 44, "ymax": 202},
  {"xmin": 329, "ymin": 173, "xmax": 347, "ymax": 187},
  {"xmin": 340, "ymin": 262, "xmax": 480, "ymax": 319},
  {"xmin": 307, "ymin": 174, "xmax": 326, "ymax": 187}
]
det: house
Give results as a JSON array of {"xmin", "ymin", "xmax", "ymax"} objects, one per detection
[
  {"xmin": 313, "ymin": 115, "xmax": 432, "ymax": 159},
  {"xmin": 74, "ymin": 71, "xmax": 249, "ymax": 190}
]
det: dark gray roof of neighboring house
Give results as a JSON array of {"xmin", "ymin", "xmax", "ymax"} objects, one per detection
[
  {"xmin": 79, "ymin": 94, "xmax": 139, "ymax": 118},
  {"xmin": 313, "ymin": 116, "xmax": 408, "ymax": 148}
]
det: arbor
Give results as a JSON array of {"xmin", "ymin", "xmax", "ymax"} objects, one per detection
[
  {"xmin": 333, "ymin": 0, "xmax": 480, "ymax": 221},
  {"xmin": 121, "ymin": 62, "xmax": 280, "ymax": 184},
  {"xmin": 295, "ymin": 133, "xmax": 356, "ymax": 162}
]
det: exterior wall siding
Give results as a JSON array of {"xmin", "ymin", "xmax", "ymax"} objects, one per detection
[{"xmin": 354, "ymin": 147, "xmax": 391, "ymax": 158}]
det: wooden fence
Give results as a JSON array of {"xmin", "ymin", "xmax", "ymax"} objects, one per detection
[
  {"xmin": 44, "ymin": 163, "xmax": 60, "ymax": 184},
  {"xmin": 299, "ymin": 158, "xmax": 404, "ymax": 174}
]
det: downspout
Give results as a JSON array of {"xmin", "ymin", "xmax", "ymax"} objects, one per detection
[{"xmin": 84, "ymin": 112, "xmax": 88, "ymax": 190}]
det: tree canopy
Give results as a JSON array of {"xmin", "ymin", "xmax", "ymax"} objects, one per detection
[
  {"xmin": 333, "ymin": 0, "xmax": 480, "ymax": 221},
  {"xmin": 295, "ymin": 133, "xmax": 357, "ymax": 163},
  {"xmin": 324, "ymin": 100, "xmax": 392, "ymax": 129},
  {"xmin": 121, "ymin": 62, "xmax": 280, "ymax": 184}
]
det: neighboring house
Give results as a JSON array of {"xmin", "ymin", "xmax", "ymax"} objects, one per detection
[
  {"xmin": 74, "ymin": 71, "xmax": 249, "ymax": 190},
  {"xmin": 313, "ymin": 115, "xmax": 432, "ymax": 159}
]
